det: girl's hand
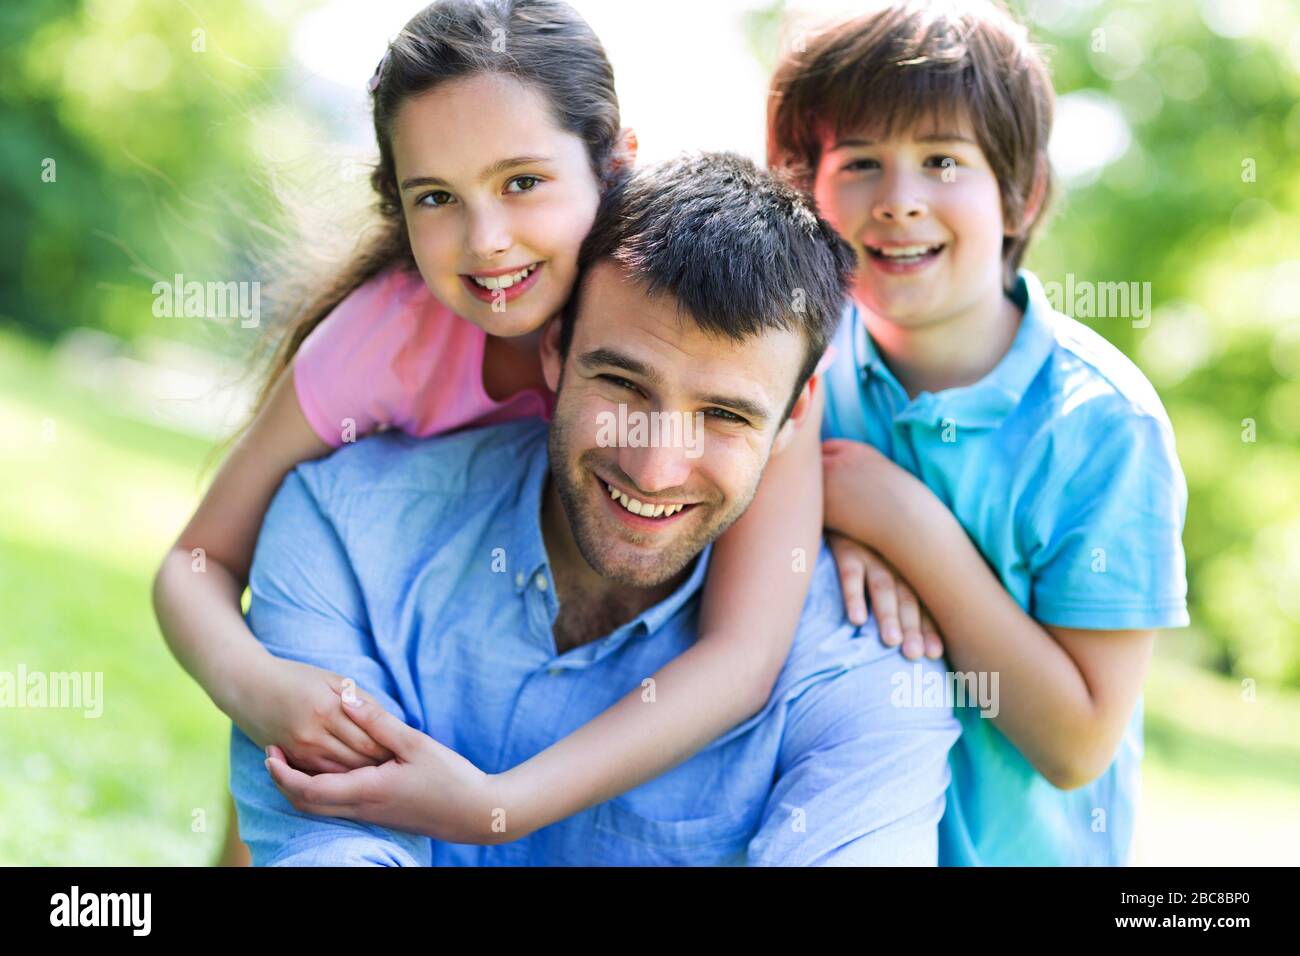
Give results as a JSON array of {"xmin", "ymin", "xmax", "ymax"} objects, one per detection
[
  {"xmin": 236, "ymin": 657, "xmax": 394, "ymax": 773},
  {"xmin": 828, "ymin": 532, "xmax": 944, "ymax": 661},
  {"xmin": 265, "ymin": 696, "xmax": 511, "ymax": 845}
]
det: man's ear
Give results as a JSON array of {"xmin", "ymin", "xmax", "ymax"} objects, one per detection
[
  {"xmin": 771, "ymin": 375, "xmax": 819, "ymax": 457},
  {"xmin": 540, "ymin": 316, "xmax": 564, "ymax": 393}
]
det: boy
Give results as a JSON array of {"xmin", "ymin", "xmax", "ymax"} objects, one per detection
[{"xmin": 768, "ymin": 0, "xmax": 1188, "ymax": 865}]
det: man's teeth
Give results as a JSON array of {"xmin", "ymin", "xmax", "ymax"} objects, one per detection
[
  {"xmin": 607, "ymin": 482, "xmax": 684, "ymax": 518},
  {"xmin": 470, "ymin": 263, "xmax": 538, "ymax": 290},
  {"xmin": 872, "ymin": 244, "xmax": 942, "ymax": 259}
]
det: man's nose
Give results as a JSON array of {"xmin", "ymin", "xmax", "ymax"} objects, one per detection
[
  {"xmin": 871, "ymin": 169, "xmax": 929, "ymax": 223},
  {"xmin": 465, "ymin": 203, "xmax": 512, "ymax": 261},
  {"xmin": 617, "ymin": 441, "xmax": 694, "ymax": 500}
]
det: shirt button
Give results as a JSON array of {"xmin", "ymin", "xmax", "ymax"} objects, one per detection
[
  {"xmin": 534, "ymin": 574, "xmax": 548, "ymax": 591},
  {"xmin": 547, "ymin": 666, "xmax": 563, "ymax": 677},
  {"xmin": 514, "ymin": 571, "xmax": 525, "ymax": 588}
]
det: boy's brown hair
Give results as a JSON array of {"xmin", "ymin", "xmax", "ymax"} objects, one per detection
[{"xmin": 767, "ymin": 0, "xmax": 1054, "ymax": 289}]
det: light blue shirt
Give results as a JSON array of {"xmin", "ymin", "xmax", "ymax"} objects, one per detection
[
  {"xmin": 231, "ymin": 418, "xmax": 960, "ymax": 866},
  {"xmin": 822, "ymin": 270, "xmax": 1189, "ymax": 866}
]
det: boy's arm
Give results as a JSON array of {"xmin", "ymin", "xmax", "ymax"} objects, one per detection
[{"xmin": 822, "ymin": 438, "xmax": 1157, "ymax": 790}]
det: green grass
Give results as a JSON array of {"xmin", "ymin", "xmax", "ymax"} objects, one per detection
[
  {"xmin": 2, "ymin": 326, "xmax": 1298, "ymax": 865},
  {"xmin": 0, "ymin": 329, "xmax": 230, "ymax": 865}
]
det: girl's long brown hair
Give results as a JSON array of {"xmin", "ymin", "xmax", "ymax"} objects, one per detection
[{"xmin": 247, "ymin": 0, "xmax": 623, "ymax": 420}]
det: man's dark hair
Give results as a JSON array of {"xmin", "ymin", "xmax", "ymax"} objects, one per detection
[{"xmin": 558, "ymin": 151, "xmax": 855, "ymax": 423}]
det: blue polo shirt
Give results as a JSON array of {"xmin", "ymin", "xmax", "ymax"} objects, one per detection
[{"xmin": 822, "ymin": 269, "xmax": 1189, "ymax": 866}]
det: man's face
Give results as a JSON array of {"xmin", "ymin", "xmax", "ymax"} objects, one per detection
[{"xmin": 541, "ymin": 260, "xmax": 809, "ymax": 589}]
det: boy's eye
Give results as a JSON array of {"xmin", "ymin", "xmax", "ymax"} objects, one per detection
[
  {"xmin": 507, "ymin": 175, "xmax": 541, "ymax": 193},
  {"xmin": 417, "ymin": 190, "xmax": 455, "ymax": 208},
  {"xmin": 843, "ymin": 157, "xmax": 880, "ymax": 172},
  {"xmin": 925, "ymin": 155, "xmax": 959, "ymax": 169}
]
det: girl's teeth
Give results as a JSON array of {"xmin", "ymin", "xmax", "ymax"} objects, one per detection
[{"xmin": 471, "ymin": 263, "xmax": 537, "ymax": 290}]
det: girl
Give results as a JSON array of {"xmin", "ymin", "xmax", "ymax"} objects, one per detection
[{"xmin": 154, "ymin": 0, "xmax": 925, "ymax": 864}]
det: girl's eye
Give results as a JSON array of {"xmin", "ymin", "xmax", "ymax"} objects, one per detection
[
  {"xmin": 417, "ymin": 190, "xmax": 455, "ymax": 208},
  {"xmin": 507, "ymin": 175, "xmax": 541, "ymax": 193},
  {"xmin": 925, "ymin": 155, "xmax": 959, "ymax": 169}
]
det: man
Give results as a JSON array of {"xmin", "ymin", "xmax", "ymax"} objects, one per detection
[{"xmin": 231, "ymin": 153, "xmax": 959, "ymax": 865}]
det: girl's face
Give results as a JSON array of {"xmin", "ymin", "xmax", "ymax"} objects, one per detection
[
  {"xmin": 391, "ymin": 72, "xmax": 604, "ymax": 337},
  {"xmin": 811, "ymin": 109, "xmax": 1010, "ymax": 331}
]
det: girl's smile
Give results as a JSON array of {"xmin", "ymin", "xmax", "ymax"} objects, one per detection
[{"xmin": 459, "ymin": 260, "xmax": 546, "ymax": 303}]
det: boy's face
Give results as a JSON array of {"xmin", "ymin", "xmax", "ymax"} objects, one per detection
[{"xmin": 812, "ymin": 110, "xmax": 1010, "ymax": 330}]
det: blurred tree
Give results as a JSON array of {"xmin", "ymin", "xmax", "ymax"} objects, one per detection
[{"xmin": 0, "ymin": 0, "xmax": 302, "ymax": 349}]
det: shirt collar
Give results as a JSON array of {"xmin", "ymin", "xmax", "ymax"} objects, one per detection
[
  {"xmin": 852, "ymin": 269, "xmax": 1057, "ymax": 430},
  {"xmin": 509, "ymin": 429, "xmax": 554, "ymax": 596},
  {"xmin": 509, "ymin": 426, "xmax": 714, "ymax": 637}
]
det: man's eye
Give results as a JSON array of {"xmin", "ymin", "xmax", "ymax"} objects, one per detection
[
  {"xmin": 507, "ymin": 175, "xmax": 541, "ymax": 193},
  {"xmin": 417, "ymin": 190, "xmax": 455, "ymax": 207},
  {"xmin": 599, "ymin": 374, "xmax": 640, "ymax": 392},
  {"xmin": 705, "ymin": 407, "xmax": 746, "ymax": 424}
]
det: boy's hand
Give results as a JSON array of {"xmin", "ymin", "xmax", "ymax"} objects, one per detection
[
  {"xmin": 828, "ymin": 532, "xmax": 944, "ymax": 660},
  {"xmin": 234, "ymin": 657, "xmax": 394, "ymax": 773},
  {"xmin": 821, "ymin": 438, "xmax": 915, "ymax": 546}
]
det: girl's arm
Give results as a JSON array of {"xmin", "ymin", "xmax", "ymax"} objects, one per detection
[
  {"xmin": 821, "ymin": 439, "xmax": 1154, "ymax": 791},
  {"xmin": 152, "ymin": 369, "xmax": 392, "ymax": 772},
  {"xmin": 487, "ymin": 383, "xmax": 826, "ymax": 839}
]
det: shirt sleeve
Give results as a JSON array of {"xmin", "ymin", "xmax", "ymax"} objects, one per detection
[
  {"xmin": 231, "ymin": 467, "xmax": 432, "ymax": 867},
  {"xmin": 292, "ymin": 271, "xmax": 421, "ymax": 448},
  {"xmin": 746, "ymin": 648, "xmax": 959, "ymax": 866},
  {"xmin": 1027, "ymin": 410, "xmax": 1190, "ymax": 630}
]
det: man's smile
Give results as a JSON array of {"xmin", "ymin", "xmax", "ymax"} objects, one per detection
[{"xmin": 590, "ymin": 468, "xmax": 699, "ymax": 529}]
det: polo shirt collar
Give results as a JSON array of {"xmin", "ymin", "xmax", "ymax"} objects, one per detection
[{"xmin": 852, "ymin": 269, "xmax": 1057, "ymax": 430}]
